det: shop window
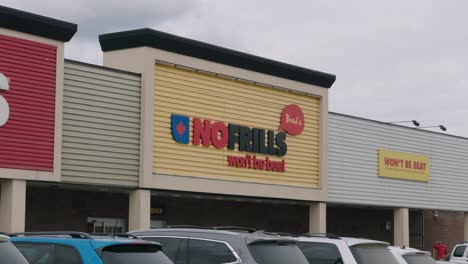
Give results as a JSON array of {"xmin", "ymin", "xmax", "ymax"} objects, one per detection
[{"xmin": 87, "ymin": 217, "xmax": 126, "ymax": 234}]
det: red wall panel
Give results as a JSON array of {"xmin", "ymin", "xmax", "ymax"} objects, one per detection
[{"xmin": 0, "ymin": 34, "xmax": 56, "ymax": 171}]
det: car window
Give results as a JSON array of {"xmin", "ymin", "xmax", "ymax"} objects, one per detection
[
  {"xmin": 0, "ymin": 241, "xmax": 29, "ymax": 264},
  {"xmin": 248, "ymin": 242, "xmax": 310, "ymax": 264},
  {"xmin": 298, "ymin": 241, "xmax": 342, "ymax": 264},
  {"xmin": 350, "ymin": 244, "xmax": 399, "ymax": 264},
  {"xmin": 188, "ymin": 239, "xmax": 237, "ymax": 264},
  {"xmin": 101, "ymin": 243, "xmax": 173, "ymax": 264},
  {"xmin": 453, "ymin": 246, "xmax": 466, "ymax": 257},
  {"xmin": 143, "ymin": 237, "xmax": 184, "ymax": 262},
  {"xmin": 176, "ymin": 238, "xmax": 188, "ymax": 264},
  {"xmin": 14, "ymin": 243, "xmax": 52, "ymax": 264},
  {"xmin": 54, "ymin": 245, "xmax": 82, "ymax": 264},
  {"xmin": 403, "ymin": 254, "xmax": 437, "ymax": 264}
]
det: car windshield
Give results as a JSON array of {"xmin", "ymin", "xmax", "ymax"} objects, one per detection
[
  {"xmin": 350, "ymin": 243, "xmax": 399, "ymax": 264},
  {"xmin": 403, "ymin": 254, "xmax": 437, "ymax": 264},
  {"xmin": 101, "ymin": 243, "xmax": 173, "ymax": 264},
  {"xmin": 248, "ymin": 241, "xmax": 310, "ymax": 264},
  {"xmin": 0, "ymin": 241, "xmax": 29, "ymax": 264}
]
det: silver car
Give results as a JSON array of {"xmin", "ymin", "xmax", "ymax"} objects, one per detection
[{"xmin": 130, "ymin": 227, "xmax": 310, "ymax": 264}]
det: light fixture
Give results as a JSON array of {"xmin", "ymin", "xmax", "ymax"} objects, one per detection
[
  {"xmin": 385, "ymin": 221, "xmax": 392, "ymax": 231},
  {"xmin": 416, "ymin": 125, "xmax": 447, "ymax": 131},
  {"xmin": 389, "ymin": 120, "xmax": 420, "ymax": 127},
  {"xmin": 432, "ymin": 210, "xmax": 439, "ymax": 217}
]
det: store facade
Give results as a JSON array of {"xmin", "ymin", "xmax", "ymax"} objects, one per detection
[
  {"xmin": 327, "ymin": 113, "xmax": 468, "ymax": 252},
  {"xmin": 99, "ymin": 28, "xmax": 334, "ymax": 232},
  {"xmin": 2, "ymin": 6, "xmax": 468, "ymax": 253}
]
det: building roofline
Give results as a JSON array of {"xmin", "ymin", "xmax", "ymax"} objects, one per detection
[
  {"xmin": 330, "ymin": 111, "xmax": 468, "ymax": 141},
  {"xmin": 99, "ymin": 28, "xmax": 336, "ymax": 88},
  {"xmin": 0, "ymin": 5, "xmax": 77, "ymax": 42}
]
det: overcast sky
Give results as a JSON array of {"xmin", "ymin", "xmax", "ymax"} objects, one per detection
[{"xmin": 4, "ymin": 0, "xmax": 468, "ymax": 137}]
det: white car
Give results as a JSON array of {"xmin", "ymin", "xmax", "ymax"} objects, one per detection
[
  {"xmin": 296, "ymin": 233, "xmax": 400, "ymax": 264},
  {"xmin": 389, "ymin": 246, "xmax": 448, "ymax": 264},
  {"xmin": 447, "ymin": 241, "xmax": 468, "ymax": 263}
]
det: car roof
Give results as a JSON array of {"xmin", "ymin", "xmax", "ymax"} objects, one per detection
[
  {"xmin": 10, "ymin": 235, "xmax": 158, "ymax": 249},
  {"xmin": 131, "ymin": 228, "xmax": 298, "ymax": 243},
  {"xmin": 0, "ymin": 234, "xmax": 10, "ymax": 242},
  {"xmin": 389, "ymin": 246, "xmax": 431, "ymax": 256},
  {"xmin": 298, "ymin": 235, "xmax": 389, "ymax": 246}
]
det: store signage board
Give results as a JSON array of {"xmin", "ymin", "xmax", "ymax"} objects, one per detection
[
  {"xmin": 378, "ymin": 149, "xmax": 430, "ymax": 182},
  {"xmin": 0, "ymin": 72, "xmax": 9, "ymax": 127},
  {"xmin": 170, "ymin": 104, "xmax": 304, "ymax": 173}
]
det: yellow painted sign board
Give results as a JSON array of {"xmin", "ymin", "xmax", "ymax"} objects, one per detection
[
  {"xmin": 378, "ymin": 149, "xmax": 430, "ymax": 182},
  {"xmin": 153, "ymin": 64, "xmax": 321, "ymax": 188}
]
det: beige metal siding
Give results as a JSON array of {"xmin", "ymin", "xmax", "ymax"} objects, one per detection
[
  {"xmin": 61, "ymin": 61, "xmax": 141, "ymax": 186},
  {"xmin": 153, "ymin": 64, "xmax": 321, "ymax": 188},
  {"xmin": 328, "ymin": 113, "xmax": 468, "ymax": 211}
]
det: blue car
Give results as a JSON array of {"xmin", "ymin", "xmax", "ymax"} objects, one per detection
[{"xmin": 10, "ymin": 232, "xmax": 173, "ymax": 264}]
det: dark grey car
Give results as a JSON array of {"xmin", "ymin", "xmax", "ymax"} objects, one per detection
[
  {"xmin": 130, "ymin": 228, "xmax": 310, "ymax": 264},
  {"xmin": 0, "ymin": 234, "xmax": 29, "ymax": 264}
]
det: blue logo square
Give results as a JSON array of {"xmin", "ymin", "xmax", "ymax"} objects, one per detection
[{"xmin": 171, "ymin": 114, "xmax": 190, "ymax": 144}]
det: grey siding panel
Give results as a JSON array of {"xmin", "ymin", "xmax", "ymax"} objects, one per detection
[
  {"xmin": 61, "ymin": 61, "xmax": 141, "ymax": 187},
  {"xmin": 328, "ymin": 113, "xmax": 468, "ymax": 211}
]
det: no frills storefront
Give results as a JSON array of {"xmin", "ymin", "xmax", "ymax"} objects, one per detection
[{"xmin": 152, "ymin": 64, "xmax": 321, "ymax": 188}]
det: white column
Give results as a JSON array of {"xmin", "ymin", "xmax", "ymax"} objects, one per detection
[
  {"xmin": 309, "ymin": 202, "xmax": 327, "ymax": 233},
  {"xmin": 394, "ymin": 208, "xmax": 410, "ymax": 247},
  {"xmin": 128, "ymin": 189, "xmax": 151, "ymax": 231},
  {"xmin": 0, "ymin": 179, "xmax": 26, "ymax": 233},
  {"xmin": 464, "ymin": 213, "xmax": 468, "ymax": 241}
]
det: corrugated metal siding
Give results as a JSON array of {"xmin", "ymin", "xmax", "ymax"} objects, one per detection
[
  {"xmin": 61, "ymin": 61, "xmax": 141, "ymax": 187},
  {"xmin": 153, "ymin": 64, "xmax": 321, "ymax": 188},
  {"xmin": 0, "ymin": 34, "xmax": 56, "ymax": 171},
  {"xmin": 328, "ymin": 113, "xmax": 468, "ymax": 211}
]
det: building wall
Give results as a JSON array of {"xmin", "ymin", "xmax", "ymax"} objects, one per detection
[
  {"xmin": 0, "ymin": 34, "xmax": 57, "ymax": 171},
  {"xmin": 328, "ymin": 113, "xmax": 468, "ymax": 211},
  {"xmin": 61, "ymin": 60, "xmax": 141, "ymax": 187},
  {"xmin": 103, "ymin": 47, "xmax": 329, "ymax": 202},
  {"xmin": 26, "ymin": 187, "xmax": 128, "ymax": 231},
  {"xmin": 327, "ymin": 206, "xmax": 395, "ymax": 244},
  {"xmin": 151, "ymin": 196, "xmax": 309, "ymax": 234},
  {"xmin": 153, "ymin": 64, "xmax": 320, "ymax": 188},
  {"xmin": 423, "ymin": 210, "xmax": 464, "ymax": 254}
]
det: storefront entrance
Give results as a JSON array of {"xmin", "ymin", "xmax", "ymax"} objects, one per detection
[{"xmin": 150, "ymin": 192, "xmax": 309, "ymax": 234}]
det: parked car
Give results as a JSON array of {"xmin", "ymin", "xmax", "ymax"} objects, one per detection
[
  {"xmin": 389, "ymin": 246, "xmax": 445, "ymax": 264},
  {"xmin": 294, "ymin": 233, "xmax": 400, "ymax": 264},
  {"xmin": 0, "ymin": 234, "xmax": 29, "ymax": 264},
  {"xmin": 129, "ymin": 227, "xmax": 310, "ymax": 264},
  {"xmin": 10, "ymin": 231, "xmax": 173, "ymax": 264},
  {"xmin": 446, "ymin": 241, "xmax": 468, "ymax": 263}
]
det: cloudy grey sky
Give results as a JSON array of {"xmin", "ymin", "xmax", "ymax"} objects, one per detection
[{"xmin": 4, "ymin": 0, "xmax": 468, "ymax": 136}]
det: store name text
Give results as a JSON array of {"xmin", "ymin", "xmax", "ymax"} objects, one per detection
[{"xmin": 0, "ymin": 72, "xmax": 10, "ymax": 127}]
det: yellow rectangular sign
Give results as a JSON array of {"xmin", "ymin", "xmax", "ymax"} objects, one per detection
[
  {"xmin": 153, "ymin": 64, "xmax": 321, "ymax": 188},
  {"xmin": 378, "ymin": 149, "xmax": 430, "ymax": 182}
]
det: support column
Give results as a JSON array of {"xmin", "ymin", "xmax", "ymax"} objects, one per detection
[
  {"xmin": 394, "ymin": 208, "xmax": 410, "ymax": 247},
  {"xmin": 464, "ymin": 213, "xmax": 468, "ymax": 241},
  {"xmin": 128, "ymin": 189, "xmax": 151, "ymax": 231},
  {"xmin": 309, "ymin": 202, "xmax": 327, "ymax": 233},
  {"xmin": 0, "ymin": 179, "xmax": 26, "ymax": 233}
]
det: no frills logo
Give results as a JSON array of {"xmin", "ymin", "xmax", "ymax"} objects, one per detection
[{"xmin": 0, "ymin": 72, "xmax": 9, "ymax": 127}]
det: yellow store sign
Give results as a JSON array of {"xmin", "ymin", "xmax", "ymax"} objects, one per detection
[
  {"xmin": 378, "ymin": 149, "xmax": 430, "ymax": 182},
  {"xmin": 153, "ymin": 64, "xmax": 321, "ymax": 188}
]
